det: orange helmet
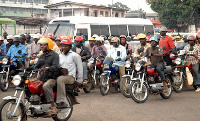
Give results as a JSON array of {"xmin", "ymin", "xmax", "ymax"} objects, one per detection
[{"xmin": 74, "ymin": 36, "xmax": 83, "ymax": 41}]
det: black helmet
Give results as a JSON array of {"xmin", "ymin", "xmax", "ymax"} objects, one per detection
[
  {"xmin": 13, "ymin": 37, "xmax": 20, "ymax": 42},
  {"xmin": 19, "ymin": 34, "xmax": 26, "ymax": 40},
  {"xmin": 26, "ymin": 34, "xmax": 31, "ymax": 39}
]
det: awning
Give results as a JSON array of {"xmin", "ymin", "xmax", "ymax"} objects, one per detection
[{"xmin": 0, "ymin": 18, "xmax": 16, "ymax": 24}]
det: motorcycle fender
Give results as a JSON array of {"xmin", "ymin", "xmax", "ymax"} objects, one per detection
[{"xmin": 122, "ymin": 75, "xmax": 131, "ymax": 78}]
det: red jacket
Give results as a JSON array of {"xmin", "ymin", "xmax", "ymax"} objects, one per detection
[{"xmin": 159, "ymin": 36, "xmax": 175, "ymax": 55}]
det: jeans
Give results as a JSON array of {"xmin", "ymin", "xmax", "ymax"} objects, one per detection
[
  {"xmin": 82, "ymin": 62, "xmax": 88, "ymax": 80},
  {"xmin": 163, "ymin": 55, "xmax": 172, "ymax": 66},
  {"xmin": 156, "ymin": 63, "xmax": 165, "ymax": 81},
  {"xmin": 192, "ymin": 64, "xmax": 200, "ymax": 87}
]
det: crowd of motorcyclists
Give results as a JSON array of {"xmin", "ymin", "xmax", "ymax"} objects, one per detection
[{"xmin": 1, "ymin": 26, "xmax": 200, "ymax": 116}]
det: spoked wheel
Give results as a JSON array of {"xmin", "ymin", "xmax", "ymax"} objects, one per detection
[
  {"xmin": 53, "ymin": 94, "xmax": 73, "ymax": 121},
  {"xmin": 100, "ymin": 75, "xmax": 110, "ymax": 96},
  {"xmin": 172, "ymin": 72, "xmax": 184, "ymax": 93},
  {"xmin": 0, "ymin": 100, "xmax": 26, "ymax": 121},
  {"xmin": 130, "ymin": 80, "xmax": 149, "ymax": 103},
  {"xmin": 0, "ymin": 74, "xmax": 9, "ymax": 92},
  {"xmin": 120, "ymin": 77, "xmax": 131, "ymax": 98},
  {"xmin": 160, "ymin": 76, "xmax": 172, "ymax": 99}
]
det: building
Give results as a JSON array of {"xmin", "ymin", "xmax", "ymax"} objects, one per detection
[
  {"xmin": 45, "ymin": 1, "xmax": 126, "ymax": 20},
  {"xmin": 0, "ymin": 0, "xmax": 49, "ymax": 35}
]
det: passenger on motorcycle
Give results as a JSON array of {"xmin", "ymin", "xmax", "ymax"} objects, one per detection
[
  {"xmin": 7, "ymin": 37, "xmax": 27, "ymax": 66},
  {"xmin": 120, "ymin": 35, "xmax": 132, "ymax": 60},
  {"xmin": 31, "ymin": 34, "xmax": 41, "ymax": 55},
  {"xmin": 56, "ymin": 38, "xmax": 83, "ymax": 108},
  {"xmin": 87, "ymin": 37, "xmax": 95, "ymax": 52},
  {"xmin": 6, "ymin": 35, "xmax": 14, "ymax": 52},
  {"xmin": 0, "ymin": 36, "xmax": 7, "ymax": 60},
  {"xmin": 145, "ymin": 36, "xmax": 168, "ymax": 93},
  {"xmin": 92, "ymin": 36, "xmax": 107, "ymax": 58},
  {"xmin": 37, "ymin": 38, "xmax": 60, "ymax": 115},
  {"xmin": 72, "ymin": 36, "xmax": 91, "ymax": 85},
  {"xmin": 55, "ymin": 36, "xmax": 62, "ymax": 50},
  {"xmin": 134, "ymin": 34, "xmax": 151, "ymax": 56},
  {"xmin": 106, "ymin": 37, "xmax": 127, "ymax": 79},
  {"xmin": 183, "ymin": 35, "xmax": 200, "ymax": 92},
  {"xmin": 159, "ymin": 27, "xmax": 175, "ymax": 66}
]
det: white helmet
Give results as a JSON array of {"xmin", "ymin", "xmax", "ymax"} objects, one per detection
[
  {"xmin": 33, "ymin": 34, "xmax": 40, "ymax": 39},
  {"xmin": 7, "ymin": 35, "xmax": 13, "ymax": 40},
  {"xmin": 92, "ymin": 34, "xmax": 99, "ymax": 38},
  {"xmin": 95, "ymin": 36, "xmax": 103, "ymax": 43}
]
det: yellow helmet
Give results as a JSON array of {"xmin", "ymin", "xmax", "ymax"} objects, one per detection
[
  {"xmin": 38, "ymin": 38, "xmax": 54, "ymax": 50},
  {"xmin": 138, "ymin": 34, "xmax": 146, "ymax": 39},
  {"xmin": 175, "ymin": 36, "xmax": 180, "ymax": 39},
  {"xmin": 89, "ymin": 37, "xmax": 95, "ymax": 41},
  {"xmin": 111, "ymin": 37, "xmax": 120, "ymax": 45}
]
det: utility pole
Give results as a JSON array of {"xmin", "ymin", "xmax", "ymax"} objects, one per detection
[{"xmin": 111, "ymin": 0, "xmax": 113, "ymax": 17}]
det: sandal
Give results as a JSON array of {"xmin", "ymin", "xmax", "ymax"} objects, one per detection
[{"xmin": 195, "ymin": 87, "xmax": 200, "ymax": 92}]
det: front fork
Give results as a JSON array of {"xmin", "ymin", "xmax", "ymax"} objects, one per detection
[{"xmin": 138, "ymin": 73, "xmax": 145, "ymax": 92}]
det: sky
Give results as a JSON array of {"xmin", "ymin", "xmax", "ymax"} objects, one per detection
[{"xmin": 51, "ymin": 0, "xmax": 155, "ymax": 13}]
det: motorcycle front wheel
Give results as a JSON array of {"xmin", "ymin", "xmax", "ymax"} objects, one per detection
[
  {"xmin": 0, "ymin": 74, "xmax": 9, "ymax": 92},
  {"xmin": 172, "ymin": 71, "xmax": 184, "ymax": 93},
  {"xmin": 0, "ymin": 100, "xmax": 26, "ymax": 121},
  {"xmin": 53, "ymin": 93, "xmax": 73, "ymax": 121},
  {"xmin": 120, "ymin": 76, "xmax": 131, "ymax": 98},
  {"xmin": 83, "ymin": 74, "xmax": 92, "ymax": 93},
  {"xmin": 160, "ymin": 76, "xmax": 172, "ymax": 99},
  {"xmin": 130, "ymin": 80, "xmax": 149, "ymax": 103},
  {"xmin": 100, "ymin": 75, "xmax": 110, "ymax": 96}
]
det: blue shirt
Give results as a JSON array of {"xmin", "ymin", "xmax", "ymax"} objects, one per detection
[
  {"xmin": 179, "ymin": 42, "xmax": 188, "ymax": 50},
  {"xmin": 0, "ymin": 43, "xmax": 6, "ymax": 60},
  {"xmin": 106, "ymin": 45, "xmax": 127, "ymax": 67},
  {"xmin": 7, "ymin": 44, "xmax": 27, "ymax": 61}
]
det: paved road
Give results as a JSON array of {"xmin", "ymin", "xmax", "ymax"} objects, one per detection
[{"xmin": 0, "ymin": 87, "xmax": 199, "ymax": 121}]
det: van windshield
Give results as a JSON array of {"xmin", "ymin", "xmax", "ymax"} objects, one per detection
[{"xmin": 46, "ymin": 24, "xmax": 75, "ymax": 37}]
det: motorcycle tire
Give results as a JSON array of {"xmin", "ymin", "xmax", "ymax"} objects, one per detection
[
  {"xmin": 129, "ymin": 80, "xmax": 149, "ymax": 103},
  {"xmin": 160, "ymin": 76, "xmax": 172, "ymax": 99},
  {"xmin": 0, "ymin": 100, "xmax": 26, "ymax": 121},
  {"xmin": 120, "ymin": 76, "xmax": 131, "ymax": 98},
  {"xmin": 100, "ymin": 75, "xmax": 110, "ymax": 96},
  {"xmin": 52, "ymin": 93, "xmax": 73, "ymax": 121},
  {"xmin": 0, "ymin": 74, "xmax": 9, "ymax": 92},
  {"xmin": 172, "ymin": 72, "xmax": 184, "ymax": 93}
]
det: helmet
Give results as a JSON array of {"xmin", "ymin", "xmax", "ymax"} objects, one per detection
[
  {"xmin": 95, "ymin": 36, "xmax": 102, "ymax": 43},
  {"xmin": 74, "ymin": 36, "xmax": 83, "ymax": 41},
  {"xmin": 0, "ymin": 36, "xmax": 3, "ymax": 41},
  {"xmin": 47, "ymin": 33, "xmax": 54, "ymax": 39},
  {"xmin": 146, "ymin": 36, "xmax": 151, "ymax": 42},
  {"xmin": 7, "ymin": 35, "xmax": 13, "ymax": 40},
  {"xmin": 170, "ymin": 53, "xmax": 177, "ymax": 60},
  {"xmin": 175, "ymin": 36, "xmax": 181, "ymax": 39},
  {"xmin": 67, "ymin": 35, "xmax": 72, "ymax": 39},
  {"xmin": 150, "ymin": 36, "xmax": 158, "ymax": 42},
  {"xmin": 33, "ymin": 34, "xmax": 40, "ymax": 39},
  {"xmin": 111, "ymin": 37, "xmax": 120, "ymax": 45},
  {"xmin": 26, "ymin": 34, "xmax": 31, "ymax": 39},
  {"xmin": 138, "ymin": 34, "xmax": 146, "ymax": 40},
  {"xmin": 120, "ymin": 35, "xmax": 126, "ymax": 39},
  {"xmin": 108, "ymin": 36, "xmax": 113, "ymax": 40},
  {"xmin": 13, "ymin": 37, "xmax": 20, "ymax": 42},
  {"xmin": 187, "ymin": 35, "xmax": 196, "ymax": 41},
  {"xmin": 38, "ymin": 38, "xmax": 54, "ymax": 50},
  {"xmin": 196, "ymin": 32, "xmax": 200, "ymax": 39},
  {"xmin": 89, "ymin": 37, "xmax": 95, "ymax": 41},
  {"xmin": 92, "ymin": 34, "xmax": 99, "ymax": 38},
  {"xmin": 41, "ymin": 34, "xmax": 47, "ymax": 38},
  {"xmin": 20, "ymin": 34, "xmax": 26, "ymax": 40},
  {"xmin": 55, "ymin": 36, "xmax": 62, "ymax": 41},
  {"xmin": 160, "ymin": 27, "xmax": 168, "ymax": 32},
  {"xmin": 61, "ymin": 38, "xmax": 72, "ymax": 45}
]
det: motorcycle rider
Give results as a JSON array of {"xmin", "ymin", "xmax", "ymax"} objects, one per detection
[
  {"xmin": 120, "ymin": 35, "xmax": 132, "ymax": 60},
  {"xmin": 92, "ymin": 36, "xmax": 107, "ymax": 58},
  {"xmin": 72, "ymin": 36, "xmax": 91, "ymax": 84},
  {"xmin": 6, "ymin": 35, "xmax": 14, "ymax": 52},
  {"xmin": 56, "ymin": 38, "xmax": 83, "ymax": 108},
  {"xmin": 183, "ymin": 35, "xmax": 200, "ymax": 92},
  {"xmin": 2, "ymin": 31, "xmax": 8, "ymax": 44},
  {"xmin": 55, "ymin": 36, "xmax": 62, "ymax": 50},
  {"xmin": 31, "ymin": 34, "xmax": 41, "ymax": 55},
  {"xmin": 0, "ymin": 36, "xmax": 7, "ymax": 60},
  {"xmin": 87, "ymin": 37, "xmax": 95, "ymax": 52},
  {"xmin": 159, "ymin": 27, "xmax": 175, "ymax": 65},
  {"xmin": 37, "ymin": 38, "xmax": 59, "ymax": 115},
  {"xmin": 146, "ymin": 36, "xmax": 168, "ymax": 93}
]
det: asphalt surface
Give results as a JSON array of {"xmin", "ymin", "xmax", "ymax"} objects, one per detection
[{"xmin": 0, "ymin": 86, "xmax": 199, "ymax": 121}]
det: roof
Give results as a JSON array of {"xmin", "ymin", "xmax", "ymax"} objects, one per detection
[
  {"xmin": 49, "ymin": 16, "xmax": 153, "ymax": 25},
  {"xmin": 0, "ymin": 18, "xmax": 16, "ymax": 24},
  {"xmin": 45, "ymin": 1, "xmax": 126, "ymax": 11}
]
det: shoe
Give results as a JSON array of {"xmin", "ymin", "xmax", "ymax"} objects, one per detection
[
  {"xmin": 195, "ymin": 87, "xmax": 200, "ymax": 92},
  {"xmin": 57, "ymin": 102, "xmax": 68, "ymax": 109},
  {"xmin": 48, "ymin": 107, "xmax": 58, "ymax": 115}
]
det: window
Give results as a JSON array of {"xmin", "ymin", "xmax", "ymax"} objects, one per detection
[
  {"xmin": 34, "ymin": 0, "xmax": 40, "ymax": 4},
  {"xmin": 47, "ymin": 24, "xmax": 75, "ymax": 37},
  {"xmin": 110, "ymin": 25, "xmax": 127, "ymax": 36},
  {"xmin": 59, "ymin": 12, "xmax": 62, "ymax": 17},
  {"xmin": 144, "ymin": 25, "xmax": 154, "ymax": 35},
  {"xmin": 9, "ymin": 0, "xmax": 16, "ymax": 2},
  {"xmin": 91, "ymin": 25, "xmax": 109, "ymax": 37},
  {"xmin": 100, "ymin": 11, "xmax": 104, "ymax": 16},
  {"xmin": 77, "ymin": 29, "xmax": 88, "ymax": 40},
  {"xmin": 42, "ymin": 0, "xmax": 48, "ymax": 4},
  {"xmin": 121, "ymin": 13, "xmax": 124, "ymax": 17},
  {"xmin": 26, "ymin": 0, "xmax": 32, "ymax": 3},
  {"xmin": 128, "ymin": 25, "xmax": 144, "ymax": 35},
  {"xmin": 94, "ymin": 10, "xmax": 98, "ymax": 17},
  {"xmin": 18, "ymin": 0, "xmax": 25, "ymax": 3},
  {"xmin": 105, "ymin": 11, "xmax": 108, "ymax": 17},
  {"xmin": 115, "ymin": 12, "xmax": 118, "ymax": 17}
]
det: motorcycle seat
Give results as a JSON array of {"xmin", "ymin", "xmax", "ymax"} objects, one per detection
[{"xmin": 164, "ymin": 66, "xmax": 172, "ymax": 74}]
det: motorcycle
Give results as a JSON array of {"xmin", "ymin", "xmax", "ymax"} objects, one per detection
[
  {"xmin": 0, "ymin": 68, "xmax": 79, "ymax": 121},
  {"xmin": 129, "ymin": 57, "xmax": 173, "ymax": 103}
]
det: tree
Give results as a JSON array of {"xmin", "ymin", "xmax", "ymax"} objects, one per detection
[
  {"xmin": 147, "ymin": 0, "xmax": 200, "ymax": 30},
  {"xmin": 108, "ymin": 2, "xmax": 130, "ymax": 11}
]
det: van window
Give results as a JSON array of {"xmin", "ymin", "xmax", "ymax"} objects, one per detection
[
  {"xmin": 128, "ymin": 25, "xmax": 144, "ymax": 35},
  {"xmin": 77, "ymin": 29, "xmax": 88, "ymax": 40},
  {"xmin": 144, "ymin": 25, "xmax": 154, "ymax": 35},
  {"xmin": 110, "ymin": 25, "xmax": 127, "ymax": 36},
  {"xmin": 91, "ymin": 25, "xmax": 109, "ymax": 37}
]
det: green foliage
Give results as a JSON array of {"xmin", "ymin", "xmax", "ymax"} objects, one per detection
[
  {"xmin": 108, "ymin": 2, "xmax": 130, "ymax": 11},
  {"xmin": 148, "ymin": 0, "xmax": 200, "ymax": 29}
]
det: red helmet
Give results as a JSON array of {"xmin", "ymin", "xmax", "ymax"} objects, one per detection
[
  {"xmin": 41, "ymin": 34, "xmax": 47, "ymax": 38},
  {"xmin": 47, "ymin": 33, "xmax": 54, "ymax": 39},
  {"xmin": 120, "ymin": 35, "xmax": 126, "ymax": 39},
  {"xmin": 146, "ymin": 36, "xmax": 151, "ymax": 42},
  {"xmin": 56, "ymin": 36, "xmax": 62, "ymax": 41},
  {"xmin": 196, "ymin": 32, "xmax": 200, "ymax": 39},
  {"xmin": 187, "ymin": 35, "xmax": 196, "ymax": 41},
  {"xmin": 61, "ymin": 38, "xmax": 72, "ymax": 45},
  {"xmin": 74, "ymin": 36, "xmax": 83, "ymax": 41}
]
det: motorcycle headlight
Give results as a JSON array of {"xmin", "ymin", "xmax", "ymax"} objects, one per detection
[
  {"xmin": 104, "ymin": 64, "xmax": 110, "ymax": 69},
  {"xmin": 13, "ymin": 75, "xmax": 21, "ymax": 86},
  {"xmin": 125, "ymin": 61, "xmax": 131, "ymax": 68},
  {"xmin": 135, "ymin": 63, "xmax": 141, "ymax": 71},
  {"xmin": 174, "ymin": 58, "xmax": 181, "ymax": 65},
  {"xmin": 2, "ymin": 58, "xmax": 8, "ymax": 65}
]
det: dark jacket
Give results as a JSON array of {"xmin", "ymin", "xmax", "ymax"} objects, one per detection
[{"xmin": 72, "ymin": 46, "xmax": 91, "ymax": 62}]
